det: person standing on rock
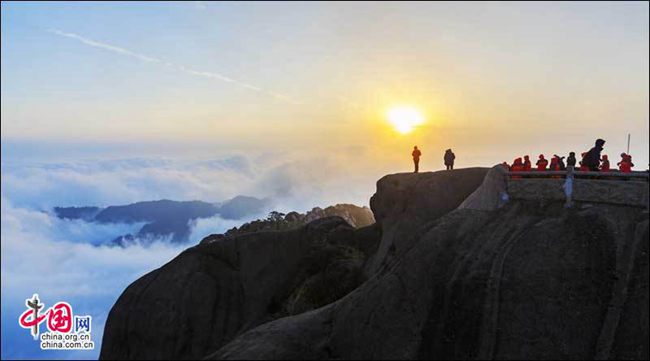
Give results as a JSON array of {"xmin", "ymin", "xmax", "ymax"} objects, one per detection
[
  {"xmin": 523, "ymin": 155, "xmax": 532, "ymax": 171},
  {"xmin": 510, "ymin": 157, "xmax": 524, "ymax": 178},
  {"xmin": 600, "ymin": 155, "xmax": 610, "ymax": 172},
  {"xmin": 583, "ymin": 138, "xmax": 606, "ymax": 171},
  {"xmin": 536, "ymin": 154, "xmax": 548, "ymax": 170},
  {"xmin": 567, "ymin": 152, "xmax": 577, "ymax": 168},
  {"xmin": 412, "ymin": 146, "xmax": 422, "ymax": 173},
  {"xmin": 556, "ymin": 155, "xmax": 567, "ymax": 170},
  {"xmin": 618, "ymin": 153, "xmax": 634, "ymax": 173},
  {"xmin": 444, "ymin": 149, "xmax": 455, "ymax": 170}
]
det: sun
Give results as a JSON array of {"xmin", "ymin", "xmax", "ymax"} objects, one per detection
[{"xmin": 386, "ymin": 106, "xmax": 425, "ymax": 134}]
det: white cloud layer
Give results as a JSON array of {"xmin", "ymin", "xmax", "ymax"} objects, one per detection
[{"xmin": 0, "ymin": 151, "xmax": 378, "ymax": 359}]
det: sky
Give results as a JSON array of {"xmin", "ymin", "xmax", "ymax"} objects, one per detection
[
  {"xmin": 1, "ymin": 2, "xmax": 648, "ymax": 359},
  {"xmin": 2, "ymin": 1, "xmax": 648, "ymax": 168}
]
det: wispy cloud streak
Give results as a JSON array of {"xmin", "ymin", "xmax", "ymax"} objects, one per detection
[
  {"xmin": 49, "ymin": 29, "xmax": 163, "ymax": 64},
  {"xmin": 48, "ymin": 29, "xmax": 300, "ymax": 104}
]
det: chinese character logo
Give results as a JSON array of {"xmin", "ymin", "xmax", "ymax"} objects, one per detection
[
  {"xmin": 48, "ymin": 302, "xmax": 73, "ymax": 333},
  {"xmin": 18, "ymin": 293, "xmax": 93, "ymax": 351},
  {"xmin": 19, "ymin": 294, "xmax": 73, "ymax": 338},
  {"xmin": 19, "ymin": 294, "xmax": 45, "ymax": 339},
  {"xmin": 74, "ymin": 315, "xmax": 91, "ymax": 333}
]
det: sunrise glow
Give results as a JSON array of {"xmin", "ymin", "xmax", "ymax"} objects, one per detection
[{"xmin": 387, "ymin": 106, "xmax": 425, "ymax": 134}]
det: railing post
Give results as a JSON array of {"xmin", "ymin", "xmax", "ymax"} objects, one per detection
[{"xmin": 564, "ymin": 166, "xmax": 574, "ymax": 208}]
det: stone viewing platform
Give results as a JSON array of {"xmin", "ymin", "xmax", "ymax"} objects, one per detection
[{"xmin": 506, "ymin": 168, "xmax": 649, "ymax": 208}]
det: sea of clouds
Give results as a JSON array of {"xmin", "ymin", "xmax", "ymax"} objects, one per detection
[{"xmin": 0, "ymin": 148, "xmax": 380, "ymax": 359}]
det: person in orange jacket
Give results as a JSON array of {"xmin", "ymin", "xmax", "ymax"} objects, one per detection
[
  {"xmin": 536, "ymin": 154, "xmax": 548, "ymax": 171},
  {"xmin": 599, "ymin": 155, "xmax": 610, "ymax": 172},
  {"xmin": 412, "ymin": 146, "xmax": 422, "ymax": 173},
  {"xmin": 523, "ymin": 155, "xmax": 532, "ymax": 171},
  {"xmin": 618, "ymin": 153, "xmax": 634, "ymax": 173},
  {"xmin": 510, "ymin": 157, "xmax": 524, "ymax": 178}
]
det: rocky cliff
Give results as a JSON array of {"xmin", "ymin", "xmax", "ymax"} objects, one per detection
[
  {"xmin": 206, "ymin": 204, "xmax": 375, "ymax": 241},
  {"xmin": 100, "ymin": 167, "xmax": 649, "ymax": 360}
]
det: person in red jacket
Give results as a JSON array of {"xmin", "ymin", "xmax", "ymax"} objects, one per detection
[
  {"xmin": 618, "ymin": 153, "xmax": 634, "ymax": 173},
  {"xmin": 549, "ymin": 156, "xmax": 561, "ymax": 178},
  {"xmin": 579, "ymin": 152, "xmax": 590, "ymax": 171},
  {"xmin": 536, "ymin": 154, "xmax": 548, "ymax": 171},
  {"xmin": 599, "ymin": 155, "xmax": 610, "ymax": 172},
  {"xmin": 510, "ymin": 157, "xmax": 524, "ymax": 178},
  {"xmin": 523, "ymin": 155, "xmax": 532, "ymax": 171},
  {"xmin": 549, "ymin": 156, "xmax": 560, "ymax": 171}
]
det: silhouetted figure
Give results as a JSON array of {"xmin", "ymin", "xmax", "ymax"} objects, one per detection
[
  {"xmin": 567, "ymin": 152, "xmax": 577, "ymax": 167},
  {"xmin": 549, "ymin": 156, "xmax": 561, "ymax": 178},
  {"xmin": 510, "ymin": 157, "xmax": 524, "ymax": 178},
  {"xmin": 536, "ymin": 154, "xmax": 548, "ymax": 170},
  {"xmin": 555, "ymin": 155, "xmax": 566, "ymax": 170},
  {"xmin": 600, "ymin": 155, "xmax": 610, "ymax": 172},
  {"xmin": 412, "ymin": 146, "xmax": 421, "ymax": 173},
  {"xmin": 549, "ymin": 156, "xmax": 560, "ymax": 171},
  {"xmin": 579, "ymin": 152, "xmax": 590, "ymax": 171},
  {"xmin": 618, "ymin": 153, "xmax": 634, "ymax": 173},
  {"xmin": 583, "ymin": 138, "xmax": 606, "ymax": 171},
  {"xmin": 444, "ymin": 149, "xmax": 455, "ymax": 170},
  {"xmin": 523, "ymin": 155, "xmax": 531, "ymax": 171}
]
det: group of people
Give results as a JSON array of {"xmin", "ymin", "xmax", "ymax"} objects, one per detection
[
  {"xmin": 411, "ymin": 146, "xmax": 456, "ymax": 173},
  {"xmin": 504, "ymin": 138, "xmax": 635, "ymax": 173},
  {"xmin": 410, "ymin": 139, "xmax": 636, "ymax": 174}
]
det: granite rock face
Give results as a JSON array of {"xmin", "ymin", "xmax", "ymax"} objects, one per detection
[
  {"xmin": 367, "ymin": 167, "xmax": 490, "ymax": 273},
  {"xmin": 100, "ymin": 217, "xmax": 381, "ymax": 360},
  {"xmin": 101, "ymin": 167, "xmax": 649, "ymax": 360},
  {"xmin": 211, "ymin": 203, "xmax": 648, "ymax": 360}
]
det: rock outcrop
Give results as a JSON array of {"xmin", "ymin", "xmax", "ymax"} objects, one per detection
[
  {"xmin": 101, "ymin": 167, "xmax": 649, "ymax": 360},
  {"xmin": 205, "ymin": 204, "xmax": 374, "ymax": 241},
  {"xmin": 100, "ymin": 217, "xmax": 381, "ymax": 360},
  {"xmin": 303, "ymin": 204, "xmax": 376, "ymax": 228}
]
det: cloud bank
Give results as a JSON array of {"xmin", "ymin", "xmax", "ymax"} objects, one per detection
[{"xmin": 0, "ymin": 150, "xmax": 379, "ymax": 359}]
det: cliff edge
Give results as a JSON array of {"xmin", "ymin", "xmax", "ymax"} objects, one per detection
[{"xmin": 100, "ymin": 167, "xmax": 648, "ymax": 360}]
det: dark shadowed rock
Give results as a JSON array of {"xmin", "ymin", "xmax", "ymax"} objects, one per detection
[
  {"xmin": 367, "ymin": 167, "xmax": 489, "ymax": 273},
  {"xmin": 210, "ymin": 208, "xmax": 647, "ymax": 360},
  {"xmin": 100, "ymin": 216, "xmax": 381, "ymax": 360},
  {"xmin": 102, "ymin": 167, "xmax": 649, "ymax": 360},
  {"xmin": 211, "ymin": 204, "xmax": 375, "ymax": 240}
]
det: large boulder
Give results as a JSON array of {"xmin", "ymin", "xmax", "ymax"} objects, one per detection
[
  {"xmin": 101, "ymin": 168, "xmax": 649, "ymax": 360},
  {"xmin": 210, "ymin": 201, "xmax": 648, "ymax": 360},
  {"xmin": 99, "ymin": 217, "xmax": 381, "ymax": 360},
  {"xmin": 367, "ymin": 167, "xmax": 489, "ymax": 273}
]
